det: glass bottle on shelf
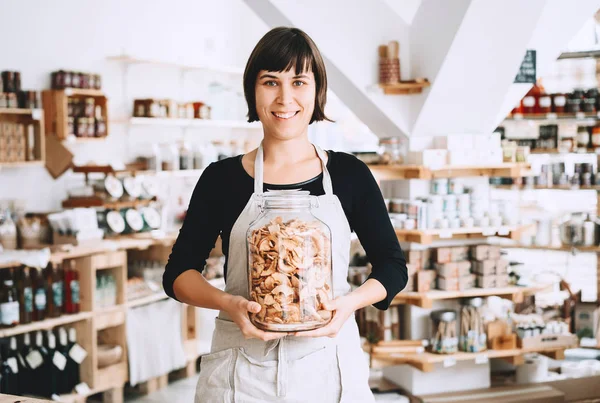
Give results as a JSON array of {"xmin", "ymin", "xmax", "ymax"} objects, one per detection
[
  {"xmin": 64, "ymin": 260, "xmax": 80, "ymax": 314},
  {"xmin": 18, "ymin": 265, "xmax": 33, "ymax": 324},
  {"xmin": 160, "ymin": 143, "xmax": 180, "ymax": 171},
  {"xmin": 179, "ymin": 141, "xmax": 194, "ymax": 170},
  {"xmin": 32, "ymin": 267, "xmax": 47, "ymax": 321},
  {"xmin": 0, "ymin": 270, "xmax": 20, "ymax": 328}
]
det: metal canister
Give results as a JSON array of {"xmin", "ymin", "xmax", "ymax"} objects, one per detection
[{"xmin": 141, "ymin": 207, "xmax": 162, "ymax": 231}]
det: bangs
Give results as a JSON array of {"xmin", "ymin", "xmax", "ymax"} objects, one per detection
[{"xmin": 255, "ymin": 34, "xmax": 314, "ymax": 75}]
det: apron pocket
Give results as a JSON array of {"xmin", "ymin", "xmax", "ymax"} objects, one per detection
[
  {"xmin": 234, "ymin": 348, "xmax": 279, "ymax": 402},
  {"xmin": 195, "ymin": 348, "xmax": 235, "ymax": 403},
  {"xmin": 335, "ymin": 344, "xmax": 374, "ymax": 403},
  {"xmin": 287, "ymin": 345, "xmax": 340, "ymax": 402}
]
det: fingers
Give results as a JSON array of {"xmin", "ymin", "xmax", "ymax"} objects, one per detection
[{"xmin": 245, "ymin": 300, "xmax": 262, "ymax": 313}]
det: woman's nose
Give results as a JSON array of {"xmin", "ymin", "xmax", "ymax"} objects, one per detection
[{"xmin": 277, "ymin": 84, "xmax": 294, "ymax": 105}]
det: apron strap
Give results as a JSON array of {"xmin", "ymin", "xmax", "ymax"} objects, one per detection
[
  {"xmin": 253, "ymin": 142, "xmax": 333, "ymax": 196},
  {"xmin": 254, "ymin": 142, "xmax": 265, "ymax": 195}
]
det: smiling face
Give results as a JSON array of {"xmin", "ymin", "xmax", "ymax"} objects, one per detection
[{"xmin": 254, "ymin": 68, "xmax": 316, "ymax": 141}]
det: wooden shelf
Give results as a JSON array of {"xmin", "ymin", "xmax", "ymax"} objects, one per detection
[
  {"xmin": 107, "ymin": 54, "xmax": 245, "ymax": 75},
  {"xmin": 63, "ymin": 135, "xmax": 108, "ymax": 144},
  {"xmin": 395, "ymin": 225, "xmax": 531, "ymax": 244},
  {"xmin": 0, "ymin": 161, "xmax": 44, "ymax": 169},
  {"xmin": 62, "ymin": 196, "xmax": 155, "ymax": 210},
  {"xmin": 128, "ymin": 117, "xmax": 262, "ymax": 129},
  {"xmin": 529, "ymin": 148, "xmax": 598, "ymax": 155},
  {"xmin": 370, "ymin": 345, "xmax": 574, "ymax": 372},
  {"xmin": 0, "ymin": 108, "xmax": 41, "ymax": 115},
  {"xmin": 391, "ymin": 285, "xmax": 545, "ymax": 308},
  {"xmin": 0, "ymin": 311, "xmax": 93, "ymax": 338},
  {"xmin": 498, "ymin": 243, "xmax": 600, "ymax": 253},
  {"xmin": 60, "ymin": 88, "xmax": 105, "ymax": 97},
  {"xmin": 368, "ymin": 163, "xmax": 531, "ymax": 180},
  {"xmin": 492, "ymin": 184, "xmax": 600, "ymax": 191},
  {"xmin": 506, "ymin": 112, "xmax": 600, "ymax": 122},
  {"xmin": 377, "ymin": 80, "xmax": 431, "ymax": 95},
  {"xmin": 127, "ymin": 292, "xmax": 169, "ymax": 308}
]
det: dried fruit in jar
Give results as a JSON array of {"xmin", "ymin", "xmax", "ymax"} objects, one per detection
[{"xmin": 248, "ymin": 217, "xmax": 332, "ymax": 331}]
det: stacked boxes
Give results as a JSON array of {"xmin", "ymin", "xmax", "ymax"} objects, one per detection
[
  {"xmin": 0, "ymin": 122, "xmax": 27, "ymax": 162},
  {"xmin": 434, "ymin": 246, "xmax": 475, "ymax": 291},
  {"xmin": 470, "ymin": 245, "xmax": 509, "ymax": 288},
  {"xmin": 404, "ymin": 249, "xmax": 436, "ymax": 292}
]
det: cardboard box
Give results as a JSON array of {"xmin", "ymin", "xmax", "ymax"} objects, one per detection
[
  {"xmin": 435, "ymin": 261, "xmax": 471, "ymax": 278},
  {"xmin": 473, "ymin": 260, "xmax": 496, "ymax": 275},
  {"xmin": 416, "ymin": 270, "xmax": 436, "ymax": 292},
  {"xmin": 495, "ymin": 274, "xmax": 509, "ymax": 287},
  {"xmin": 450, "ymin": 246, "xmax": 469, "ymax": 262},
  {"xmin": 488, "ymin": 245, "xmax": 501, "ymax": 260},
  {"xmin": 495, "ymin": 258, "xmax": 508, "ymax": 274},
  {"xmin": 476, "ymin": 274, "xmax": 496, "ymax": 288},
  {"xmin": 382, "ymin": 361, "xmax": 490, "ymax": 396},
  {"xmin": 420, "ymin": 384, "xmax": 564, "ymax": 403},
  {"xmin": 407, "ymin": 263, "xmax": 419, "ymax": 276},
  {"xmin": 435, "ymin": 247, "xmax": 452, "ymax": 264},
  {"xmin": 490, "ymin": 333, "xmax": 517, "ymax": 350},
  {"xmin": 402, "ymin": 274, "xmax": 415, "ymax": 292},
  {"xmin": 518, "ymin": 333, "xmax": 578, "ymax": 350},
  {"xmin": 437, "ymin": 274, "xmax": 475, "ymax": 291},
  {"xmin": 407, "ymin": 250, "xmax": 422, "ymax": 264},
  {"xmin": 470, "ymin": 245, "xmax": 489, "ymax": 261}
]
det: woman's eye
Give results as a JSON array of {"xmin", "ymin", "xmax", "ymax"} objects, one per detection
[
  {"xmin": 265, "ymin": 81, "xmax": 277, "ymax": 87},
  {"xmin": 293, "ymin": 81, "xmax": 305, "ymax": 87}
]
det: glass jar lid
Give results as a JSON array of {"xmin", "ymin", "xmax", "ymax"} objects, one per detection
[
  {"xmin": 262, "ymin": 190, "xmax": 312, "ymax": 209},
  {"xmin": 430, "ymin": 309, "xmax": 457, "ymax": 322}
]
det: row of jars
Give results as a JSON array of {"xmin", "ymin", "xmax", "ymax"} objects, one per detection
[
  {"xmin": 430, "ymin": 298, "xmax": 486, "ymax": 354},
  {"xmin": 1, "ymin": 71, "xmax": 41, "ymax": 110},
  {"xmin": 133, "ymin": 98, "xmax": 211, "ymax": 120},
  {"xmin": 51, "ymin": 70, "xmax": 102, "ymax": 90},
  {"xmin": 511, "ymin": 81, "xmax": 600, "ymax": 115}
]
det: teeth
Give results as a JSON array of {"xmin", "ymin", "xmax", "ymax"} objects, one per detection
[{"xmin": 274, "ymin": 112, "xmax": 296, "ymax": 119}]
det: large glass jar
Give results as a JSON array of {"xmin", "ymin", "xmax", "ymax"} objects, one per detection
[
  {"xmin": 459, "ymin": 298, "xmax": 487, "ymax": 352},
  {"xmin": 430, "ymin": 309, "xmax": 458, "ymax": 354},
  {"xmin": 378, "ymin": 137, "xmax": 406, "ymax": 165},
  {"xmin": 247, "ymin": 190, "xmax": 333, "ymax": 332}
]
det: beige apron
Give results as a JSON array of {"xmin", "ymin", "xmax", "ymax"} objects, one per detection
[{"xmin": 194, "ymin": 143, "xmax": 374, "ymax": 403}]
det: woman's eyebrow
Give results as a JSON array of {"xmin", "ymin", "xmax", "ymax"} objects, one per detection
[{"xmin": 259, "ymin": 73, "xmax": 279, "ymax": 80}]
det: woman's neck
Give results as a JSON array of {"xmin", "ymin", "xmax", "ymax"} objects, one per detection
[{"xmin": 262, "ymin": 136, "xmax": 316, "ymax": 166}]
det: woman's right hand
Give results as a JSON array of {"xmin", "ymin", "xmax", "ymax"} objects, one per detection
[{"xmin": 225, "ymin": 295, "xmax": 289, "ymax": 341}]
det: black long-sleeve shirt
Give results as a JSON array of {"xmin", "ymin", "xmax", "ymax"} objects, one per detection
[{"xmin": 163, "ymin": 151, "xmax": 407, "ymax": 310}]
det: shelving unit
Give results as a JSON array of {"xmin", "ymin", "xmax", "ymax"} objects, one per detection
[
  {"xmin": 61, "ymin": 196, "xmax": 155, "ymax": 210},
  {"xmin": 107, "ymin": 54, "xmax": 245, "ymax": 75},
  {"xmin": 42, "ymin": 89, "xmax": 109, "ymax": 140},
  {"xmin": 368, "ymin": 163, "xmax": 531, "ymax": 181},
  {"xmin": 395, "ymin": 225, "xmax": 531, "ymax": 244},
  {"xmin": 128, "ymin": 117, "xmax": 261, "ymax": 130},
  {"xmin": 391, "ymin": 285, "xmax": 545, "ymax": 309},
  {"xmin": 529, "ymin": 148, "xmax": 598, "ymax": 155},
  {"xmin": 505, "ymin": 112, "xmax": 600, "ymax": 121},
  {"xmin": 376, "ymin": 80, "xmax": 431, "ymax": 95},
  {"xmin": 492, "ymin": 184, "xmax": 600, "ymax": 191}
]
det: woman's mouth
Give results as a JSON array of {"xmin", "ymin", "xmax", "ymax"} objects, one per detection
[{"xmin": 272, "ymin": 111, "xmax": 300, "ymax": 120}]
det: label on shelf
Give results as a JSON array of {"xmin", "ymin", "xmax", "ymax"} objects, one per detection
[
  {"xmin": 482, "ymin": 228, "xmax": 496, "ymax": 236},
  {"xmin": 75, "ymin": 382, "xmax": 91, "ymax": 395},
  {"xmin": 475, "ymin": 354, "xmax": 489, "ymax": 364},
  {"xmin": 443, "ymin": 357, "xmax": 456, "ymax": 368},
  {"xmin": 53, "ymin": 351, "xmax": 67, "ymax": 371},
  {"xmin": 439, "ymin": 230, "xmax": 453, "ymax": 239},
  {"xmin": 69, "ymin": 343, "xmax": 88, "ymax": 364},
  {"xmin": 546, "ymin": 113, "xmax": 557, "ymax": 120},
  {"xmin": 31, "ymin": 109, "xmax": 42, "ymax": 120},
  {"xmin": 26, "ymin": 350, "xmax": 44, "ymax": 369},
  {"xmin": 576, "ymin": 112, "xmax": 585, "ymax": 119},
  {"xmin": 7, "ymin": 357, "xmax": 18, "ymax": 374},
  {"xmin": 498, "ymin": 226, "xmax": 510, "ymax": 236}
]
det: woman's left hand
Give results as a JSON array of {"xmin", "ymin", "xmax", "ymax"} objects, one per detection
[{"xmin": 293, "ymin": 294, "xmax": 356, "ymax": 338}]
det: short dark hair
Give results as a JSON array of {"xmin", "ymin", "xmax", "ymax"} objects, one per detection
[{"xmin": 243, "ymin": 27, "xmax": 333, "ymax": 124}]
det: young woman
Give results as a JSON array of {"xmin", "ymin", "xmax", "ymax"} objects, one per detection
[{"xmin": 163, "ymin": 26, "xmax": 407, "ymax": 402}]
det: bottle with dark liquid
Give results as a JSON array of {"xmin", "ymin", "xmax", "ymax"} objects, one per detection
[
  {"xmin": 32, "ymin": 267, "xmax": 47, "ymax": 321},
  {"xmin": 31, "ymin": 330, "xmax": 50, "ymax": 396},
  {"xmin": 67, "ymin": 327, "xmax": 82, "ymax": 388},
  {"xmin": 46, "ymin": 331, "xmax": 61, "ymax": 397},
  {"xmin": 18, "ymin": 266, "xmax": 33, "ymax": 324},
  {"xmin": 19, "ymin": 333, "xmax": 32, "ymax": 394},
  {"xmin": 0, "ymin": 337, "xmax": 21, "ymax": 395},
  {"xmin": 0, "ymin": 269, "xmax": 20, "ymax": 328},
  {"xmin": 57, "ymin": 327, "xmax": 71, "ymax": 393},
  {"xmin": 64, "ymin": 260, "xmax": 80, "ymax": 314},
  {"xmin": 46, "ymin": 263, "xmax": 64, "ymax": 318}
]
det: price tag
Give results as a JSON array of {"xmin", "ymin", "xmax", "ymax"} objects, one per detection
[
  {"xmin": 75, "ymin": 382, "xmax": 91, "ymax": 395},
  {"xmin": 26, "ymin": 350, "xmax": 44, "ymax": 370},
  {"xmin": 475, "ymin": 354, "xmax": 489, "ymax": 364},
  {"xmin": 443, "ymin": 357, "xmax": 456, "ymax": 368},
  {"xmin": 482, "ymin": 228, "xmax": 496, "ymax": 236},
  {"xmin": 7, "ymin": 357, "xmax": 18, "ymax": 374},
  {"xmin": 64, "ymin": 88, "xmax": 73, "ymax": 96},
  {"xmin": 576, "ymin": 112, "xmax": 585, "ymax": 119},
  {"xmin": 546, "ymin": 113, "xmax": 557, "ymax": 120},
  {"xmin": 31, "ymin": 108, "xmax": 42, "ymax": 120},
  {"xmin": 498, "ymin": 226, "xmax": 510, "ymax": 236},
  {"xmin": 69, "ymin": 343, "xmax": 88, "ymax": 364},
  {"xmin": 53, "ymin": 351, "xmax": 67, "ymax": 371},
  {"xmin": 439, "ymin": 230, "xmax": 453, "ymax": 239}
]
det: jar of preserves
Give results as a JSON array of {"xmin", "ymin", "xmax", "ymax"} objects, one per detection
[
  {"xmin": 86, "ymin": 118, "xmax": 95, "ymax": 137},
  {"xmin": 6, "ymin": 93, "xmax": 17, "ymax": 108},
  {"xmin": 94, "ymin": 74, "xmax": 102, "ymax": 90},
  {"xmin": 84, "ymin": 98, "xmax": 95, "ymax": 117},
  {"xmin": 378, "ymin": 137, "xmax": 405, "ymax": 164},
  {"xmin": 71, "ymin": 72, "xmax": 81, "ymax": 89},
  {"xmin": 567, "ymin": 89, "xmax": 584, "ymax": 114},
  {"xmin": 75, "ymin": 117, "xmax": 87, "ymax": 137},
  {"xmin": 95, "ymin": 117, "xmax": 107, "ymax": 137},
  {"xmin": 537, "ymin": 91, "xmax": 551, "ymax": 114},
  {"xmin": 577, "ymin": 126, "xmax": 591, "ymax": 149},
  {"xmin": 584, "ymin": 89, "xmax": 598, "ymax": 113},
  {"xmin": 430, "ymin": 309, "xmax": 458, "ymax": 354},
  {"xmin": 592, "ymin": 125, "xmax": 600, "ymax": 147},
  {"xmin": 247, "ymin": 190, "xmax": 333, "ymax": 332}
]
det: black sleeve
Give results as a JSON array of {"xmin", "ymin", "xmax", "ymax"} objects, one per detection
[
  {"xmin": 349, "ymin": 161, "xmax": 407, "ymax": 310},
  {"xmin": 163, "ymin": 163, "xmax": 222, "ymax": 300}
]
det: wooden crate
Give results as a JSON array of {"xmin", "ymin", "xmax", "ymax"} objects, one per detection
[
  {"xmin": 42, "ymin": 89, "xmax": 108, "ymax": 140},
  {"xmin": 0, "ymin": 109, "xmax": 45, "ymax": 164}
]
